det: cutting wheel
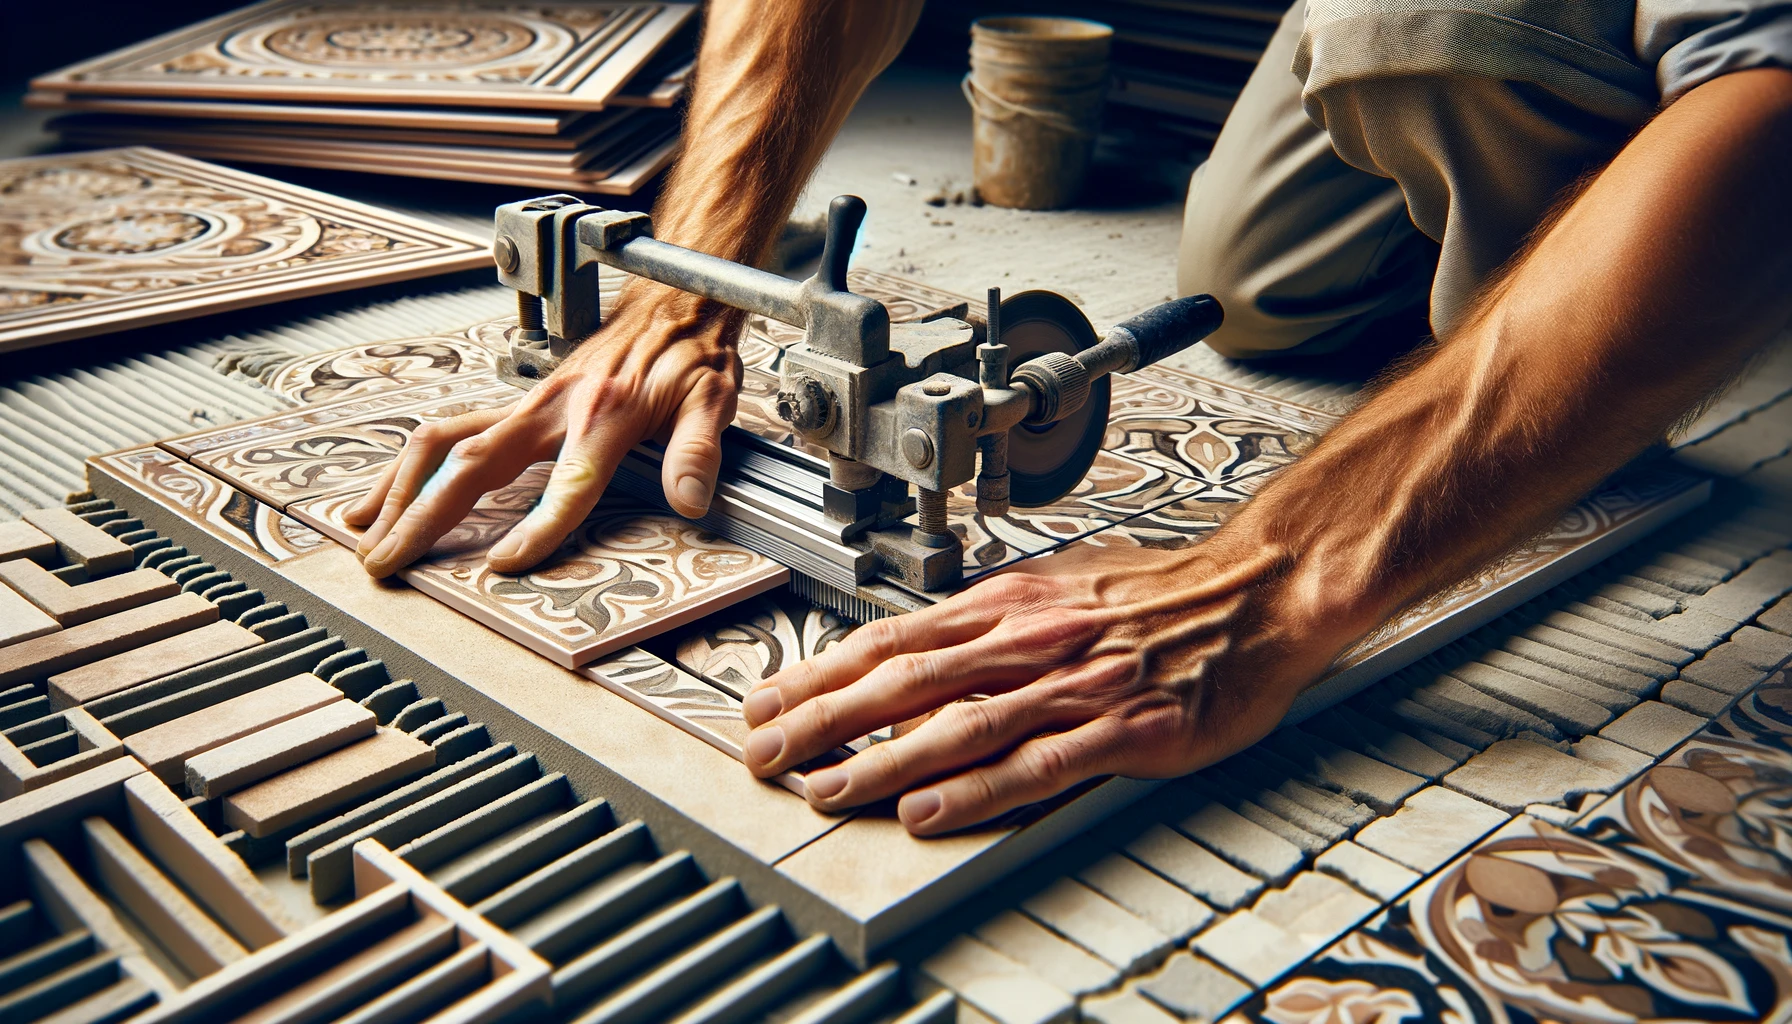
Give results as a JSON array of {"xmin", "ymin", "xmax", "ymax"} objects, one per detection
[{"xmin": 997, "ymin": 290, "xmax": 1109, "ymax": 507}]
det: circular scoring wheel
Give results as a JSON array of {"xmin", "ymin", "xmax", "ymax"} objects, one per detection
[{"xmin": 997, "ymin": 290, "xmax": 1109, "ymax": 507}]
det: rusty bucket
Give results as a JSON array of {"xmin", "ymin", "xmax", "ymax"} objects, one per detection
[{"xmin": 964, "ymin": 16, "xmax": 1113, "ymax": 210}]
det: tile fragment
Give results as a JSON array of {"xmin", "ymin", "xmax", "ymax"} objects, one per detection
[
  {"xmin": 0, "ymin": 593, "xmax": 217, "ymax": 688},
  {"xmin": 0, "ymin": 521, "xmax": 56, "ymax": 565},
  {"xmin": 1660, "ymin": 679, "xmax": 1733, "ymax": 716},
  {"xmin": 1445, "ymin": 663, "xmax": 1613, "ymax": 735},
  {"xmin": 1442, "ymin": 738, "xmax": 1624, "ymax": 812},
  {"xmin": 1516, "ymin": 624, "xmax": 1679, "ymax": 680},
  {"xmin": 1125, "ymin": 824, "xmax": 1263, "ymax": 911},
  {"xmin": 0, "ymin": 585, "xmax": 58, "ymax": 649},
  {"xmin": 1598, "ymin": 699, "xmax": 1707, "ymax": 755},
  {"xmin": 1134, "ymin": 953, "xmax": 1252, "ymax": 1022},
  {"xmin": 0, "ymin": 562, "xmax": 177, "ymax": 627},
  {"xmin": 1080, "ymin": 988, "xmax": 1180, "ymax": 1024},
  {"xmin": 973, "ymin": 910, "xmax": 1117, "ymax": 996},
  {"xmin": 21, "ymin": 508, "xmax": 133, "ymax": 575},
  {"xmin": 1174, "ymin": 802, "xmax": 1305, "ymax": 885},
  {"xmin": 221, "ymin": 727, "xmax": 435, "ymax": 837},
  {"xmin": 123, "ymin": 672, "xmax": 342, "ymax": 783},
  {"xmin": 1075, "ymin": 854, "xmax": 1214, "ymax": 943},
  {"xmin": 1478, "ymin": 648, "xmax": 1643, "ymax": 706},
  {"xmin": 185, "ymin": 700, "xmax": 378, "ymax": 799},
  {"xmin": 1353, "ymin": 786, "xmax": 1508, "ymax": 873},
  {"xmin": 1569, "ymin": 735, "xmax": 1655, "ymax": 780},
  {"xmin": 919, "ymin": 935, "xmax": 1075, "ymax": 1024},
  {"xmin": 47, "ymin": 620, "xmax": 261, "ymax": 708},
  {"xmin": 1313, "ymin": 841, "xmax": 1419, "ymax": 901},
  {"xmin": 1021, "ymin": 878, "xmax": 1171, "ymax": 972},
  {"xmin": 1540, "ymin": 609, "xmax": 1695, "ymax": 664},
  {"xmin": 1403, "ymin": 674, "xmax": 1563, "ymax": 741}
]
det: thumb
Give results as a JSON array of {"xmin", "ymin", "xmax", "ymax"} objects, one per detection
[{"xmin": 661, "ymin": 374, "xmax": 736, "ymax": 518}]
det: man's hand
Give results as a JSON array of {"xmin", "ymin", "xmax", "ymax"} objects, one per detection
[
  {"xmin": 347, "ymin": 291, "xmax": 742, "ymax": 577},
  {"xmin": 741, "ymin": 539, "xmax": 1354, "ymax": 835}
]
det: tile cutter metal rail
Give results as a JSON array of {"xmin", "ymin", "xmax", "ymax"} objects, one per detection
[{"xmin": 489, "ymin": 193, "xmax": 1223, "ymax": 613}]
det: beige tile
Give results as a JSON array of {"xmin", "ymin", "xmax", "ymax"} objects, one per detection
[
  {"xmin": 1190, "ymin": 910, "xmax": 1303, "ymax": 988},
  {"xmin": 1312, "ymin": 841, "xmax": 1419, "ymax": 902},
  {"xmin": 1020, "ymin": 878, "xmax": 1170, "ymax": 972},
  {"xmin": 222, "ymin": 727, "xmax": 433, "ymax": 837},
  {"xmin": 1074, "ymin": 853, "xmax": 1214, "ymax": 943},
  {"xmin": 83, "ymin": 815, "xmax": 246, "ymax": 977},
  {"xmin": 918, "ymin": 935, "xmax": 1075, "ymax": 1024},
  {"xmin": 973, "ymin": 909, "xmax": 1118, "ymax": 996},
  {"xmin": 0, "ymin": 583, "xmax": 59, "ymax": 649},
  {"xmin": 1442, "ymin": 738, "xmax": 1625, "ymax": 813},
  {"xmin": 123, "ymin": 672, "xmax": 342, "ymax": 784},
  {"xmin": 184, "ymin": 700, "xmax": 377, "ymax": 799},
  {"xmin": 21, "ymin": 507, "xmax": 133, "ymax": 575},
  {"xmin": 290, "ymin": 463, "xmax": 788, "ymax": 668},
  {"xmin": 276, "ymin": 543, "xmax": 848, "ymax": 865},
  {"xmin": 1123, "ymin": 823, "xmax": 1263, "ymax": 911},
  {"xmin": 0, "ymin": 561, "xmax": 177, "ymax": 626},
  {"xmin": 1353, "ymin": 786, "xmax": 1509, "ymax": 874},
  {"xmin": 48, "ymin": 620, "xmax": 262, "ymax": 708},
  {"xmin": 0, "ymin": 521, "xmax": 56, "ymax": 565},
  {"xmin": 0, "ymin": 592, "xmax": 217, "ymax": 688}
]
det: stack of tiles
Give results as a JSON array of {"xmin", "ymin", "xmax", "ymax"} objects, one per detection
[
  {"xmin": 0, "ymin": 496, "xmax": 957, "ymax": 1023},
  {"xmin": 27, "ymin": 0, "xmax": 697, "ymax": 194}
]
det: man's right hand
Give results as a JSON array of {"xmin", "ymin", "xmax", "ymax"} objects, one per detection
[{"xmin": 346, "ymin": 290, "xmax": 744, "ymax": 577}]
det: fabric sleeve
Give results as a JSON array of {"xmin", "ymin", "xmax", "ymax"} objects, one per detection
[{"xmin": 1636, "ymin": 1, "xmax": 1792, "ymax": 102}]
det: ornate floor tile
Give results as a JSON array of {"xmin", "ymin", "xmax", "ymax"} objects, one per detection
[
  {"xmin": 0, "ymin": 148, "xmax": 488, "ymax": 352},
  {"xmin": 580, "ymin": 645, "xmax": 838, "ymax": 798},
  {"xmin": 289, "ymin": 462, "xmax": 787, "ymax": 668},
  {"xmin": 88, "ymin": 445, "xmax": 326, "ymax": 563},
  {"xmin": 162, "ymin": 376, "xmax": 510, "ymax": 460},
  {"xmin": 33, "ymin": 1, "xmax": 698, "ymax": 111},
  {"xmin": 1235, "ymin": 811, "xmax": 1792, "ymax": 1024},
  {"xmin": 670, "ymin": 590, "xmax": 856, "ymax": 697},
  {"xmin": 191, "ymin": 382, "xmax": 519, "ymax": 508},
  {"xmin": 1106, "ymin": 369, "xmax": 1331, "ymax": 489},
  {"xmin": 256, "ymin": 329, "xmax": 502, "ymax": 404}
]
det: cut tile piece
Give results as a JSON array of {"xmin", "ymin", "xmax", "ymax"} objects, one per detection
[
  {"xmin": 1191, "ymin": 910, "xmax": 1304, "ymax": 988},
  {"xmin": 1444, "ymin": 663, "xmax": 1613, "ymax": 735},
  {"xmin": 1124, "ymin": 824, "xmax": 1263, "ymax": 911},
  {"xmin": 918, "ymin": 935, "xmax": 1074, "ymax": 1024},
  {"xmin": 1074, "ymin": 853, "xmax": 1214, "ymax": 942},
  {"xmin": 21, "ymin": 508, "xmax": 133, "ymax": 575},
  {"xmin": 1135, "ymin": 953, "xmax": 1252, "ymax": 1023},
  {"xmin": 1313, "ymin": 841, "xmax": 1419, "ymax": 902},
  {"xmin": 0, "ymin": 521, "xmax": 56, "ymax": 565},
  {"xmin": 0, "ymin": 592, "xmax": 217, "ymax": 688},
  {"xmin": 47, "ymin": 620, "xmax": 262, "ymax": 708},
  {"xmin": 671, "ymin": 591, "xmax": 855, "ymax": 695},
  {"xmin": 290, "ymin": 463, "xmax": 788, "ymax": 668},
  {"xmin": 1250, "ymin": 871, "xmax": 1379, "ymax": 967},
  {"xmin": 1353, "ymin": 786, "xmax": 1508, "ymax": 874},
  {"xmin": 1174, "ymin": 801, "xmax": 1304, "ymax": 885},
  {"xmin": 1021, "ymin": 878, "xmax": 1170, "ymax": 973},
  {"xmin": 0, "ymin": 584, "xmax": 59, "ymax": 649},
  {"xmin": 1473, "ymin": 649, "xmax": 1636, "ymax": 709},
  {"xmin": 1268, "ymin": 731, "xmax": 1425, "ymax": 813},
  {"xmin": 1598, "ymin": 699, "xmax": 1707, "ymax": 756},
  {"xmin": 123, "ymin": 672, "xmax": 343, "ymax": 783},
  {"xmin": 86, "ymin": 446, "xmax": 332, "ymax": 565},
  {"xmin": 1080, "ymin": 989, "xmax": 1180, "ymax": 1024},
  {"xmin": 0, "ymin": 562, "xmax": 177, "ymax": 627},
  {"xmin": 1660, "ymin": 678, "xmax": 1733, "ymax": 716},
  {"xmin": 1518, "ymin": 622, "xmax": 1683, "ymax": 677},
  {"xmin": 1442, "ymin": 738, "xmax": 1624, "ymax": 813},
  {"xmin": 973, "ymin": 910, "xmax": 1118, "ymax": 996},
  {"xmin": 184, "ymin": 699, "xmax": 376, "ymax": 799},
  {"xmin": 82, "ymin": 815, "xmax": 246, "ymax": 977},
  {"xmin": 221, "ymin": 726, "xmax": 432, "ymax": 836},
  {"xmin": 1570, "ymin": 735, "xmax": 1655, "ymax": 779},
  {"xmin": 1762, "ymin": 596, "xmax": 1792, "ymax": 635}
]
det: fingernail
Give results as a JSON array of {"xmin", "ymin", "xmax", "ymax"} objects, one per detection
[
  {"xmin": 489, "ymin": 530, "xmax": 525, "ymax": 563},
  {"xmin": 805, "ymin": 767, "xmax": 847, "ymax": 800},
  {"xmin": 900, "ymin": 790, "xmax": 942, "ymax": 828},
  {"xmin": 366, "ymin": 533, "xmax": 399, "ymax": 567},
  {"xmin": 675, "ymin": 476, "xmax": 710, "ymax": 512},
  {"xmin": 743, "ymin": 687, "xmax": 782, "ymax": 727},
  {"xmin": 746, "ymin": 725, "xmax": 784, "ymax": 766}
]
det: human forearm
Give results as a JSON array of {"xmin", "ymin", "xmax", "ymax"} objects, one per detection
[
  {"xmin": 626, "ymin": 0, "xmax": 923, "ymax": 324},
  {"xmin": 1216, "ymin": 66, "xmax": 1792, "ymax": 664}
]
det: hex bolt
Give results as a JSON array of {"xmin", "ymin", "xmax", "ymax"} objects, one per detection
[
  {"xmin": 902, "ymin": 428, "xmax": 935, "ymax": 468},
  {"xmin": 493, "ymin": 236, "xmax": 519, "ymax": 273}
]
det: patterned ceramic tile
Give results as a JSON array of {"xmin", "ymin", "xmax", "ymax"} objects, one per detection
[
  {"xmin": 192, "ymin": 381, "xmax": 518, "ymax": 508},
  {"xmin": 579, "ymin": 645, "xmax": 839, "ymax": 797},
  {"xmin": 87, "ymin": 445, "xmax": 327, "ymax": 563},
  {"xmin": 0, "ymin": 147, "xmax": 488, "ymax": 351},
  {"xmin": 1236, "ymin": 809, "xmax": 1792, "ymax": 1024},
  {"xmin": 162, "ymin": 376, "xmax": 510, "ymax": 460},
  {"xmin": 34, "ymin": 1, "xmax": 697, "ymax": 110},
  {"xmin": 257, "ymin": 329, "xmax": 502, "ymax": 404},
  {"xmin": 288, "ymin": 462, "xmax": 787, "ymax": 668},
  {"xmin": 1707, "ymin": 674, "xmax": 1792, "ymax": 753},
  {"xmin": 1105, "ymin": 369, "xmax": 1332, "ymax": 490},
  {"xmin": 671, "ymin": 590, "xmax": 856, "ymax": 697}
]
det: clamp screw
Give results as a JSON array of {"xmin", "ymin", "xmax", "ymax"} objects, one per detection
[
  {"xmin": 902, "ymin": 428, "xmax": 935, "ymax": 468},
  {"xmin": 775, "ymin": 377, "xmax": 836, "ymax": 435},
  {"xmin": 493, "ymin": 236, "xmax": 519, "ymax": 273}
]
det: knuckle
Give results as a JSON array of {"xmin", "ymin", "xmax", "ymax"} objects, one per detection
[
  {"xmin": 1020, "ymin": 742, "xmax": 1074, "ymax": 788},
  {"xmin": 887, "ymin": 653, "xmax": 939, "ymax": 696},
  {"xmin": 949, "ymin": 700, "xmax": 1004, "ymax": 748}
]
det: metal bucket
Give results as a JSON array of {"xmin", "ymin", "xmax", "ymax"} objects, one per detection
[{"xmin": 964, "ymin": 16, "xmax": 1113, "ymax": 210}]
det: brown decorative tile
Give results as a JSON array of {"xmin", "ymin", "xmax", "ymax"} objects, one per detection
[
  {"xmin": 1105, "ymin": 369, "xmax": 1331, "ymax": 492},
  {"xmin": 192, "ymin": 381, "xmax": 518, "ymax": 508},
  {"xmin": 161, "ymin": 376, "xmax": 509, "ymax": 460},
  {"xmin": 289, "ymin": 462, "xmax": 787, "ymax": 668},
  {"xmin": 671, "ymin": 590, "xmax": 855, "ymax": 697},
  {"xmin": 257, "ymin": 330, "xmax": 502, "ymax": 404},
  {"xmin": 0, "ymin": 147, "xmax": 488, "ymax": 352},
  {"xmin": 88, "ymin": 446, "xmax": 327, "ymax": 563},
  {"xmin": 33, "ymin": 1, "xmax": 698, "ymax": 111}
]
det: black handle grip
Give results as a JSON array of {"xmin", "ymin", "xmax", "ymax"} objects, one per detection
[
  {"xmin": 1113, "ymin": 294, "xmax": 1224, "ymax": 370},
  {"xmin": 817, "ymin": 195, "xmax": 867, "ymax": 292}
]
